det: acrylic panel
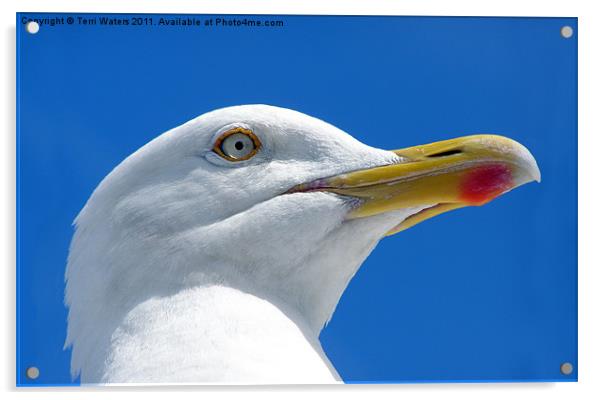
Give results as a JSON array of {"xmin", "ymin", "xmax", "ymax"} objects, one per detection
[{"xmin": 16, "ymin": 13, "xmax": 577, "ymax": 386}]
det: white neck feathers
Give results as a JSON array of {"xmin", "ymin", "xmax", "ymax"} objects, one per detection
[{"xmin": 101, "ymin": 285, "xmax": 339, "ymax": 383}]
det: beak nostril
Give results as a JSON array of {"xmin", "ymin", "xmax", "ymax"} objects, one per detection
[{"xmin": 426, "ymin": 149, "xmax": 463, "ymax": 158}]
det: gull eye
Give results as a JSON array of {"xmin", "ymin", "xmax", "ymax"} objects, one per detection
[{"xmin": 213, "ymin": 127, "xmax": 261, "ymax": 161}]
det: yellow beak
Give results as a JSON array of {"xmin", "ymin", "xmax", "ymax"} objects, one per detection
[{"xmin": 290, "ymin": 134, "xmax": 540, "ymax": 235}]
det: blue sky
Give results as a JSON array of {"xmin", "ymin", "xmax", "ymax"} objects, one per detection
[{"xmin": 17, "ymin": 14, "xmax": 577, "ymax": 385}]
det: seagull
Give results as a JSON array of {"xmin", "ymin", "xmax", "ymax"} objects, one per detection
[{"xmin": 64, "ymin": 104, "xmax": 540, "ymax": 384}]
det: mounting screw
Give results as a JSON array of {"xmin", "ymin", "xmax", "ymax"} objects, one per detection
[
  {"xmin": 26, "ymin": 366, "xmax": 40, "ymax": 380},
  {"xmin": 560, "ymin": 26, "xmax": 573, "ymax": 39},
  {"xmin": 25, "ymin": 21, "xmax": 40, "ymax": 34},
  {"xmin": 560, "ymin": 362, "xmax": 573, "ymax": 375}
]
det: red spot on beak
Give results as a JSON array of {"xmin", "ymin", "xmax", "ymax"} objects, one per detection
[{"xmin": 460, "ymin": 164, "xmax": 513, "ymax": 205}]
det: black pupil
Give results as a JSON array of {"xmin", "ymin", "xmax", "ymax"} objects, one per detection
[{"xmin": 234, "ymin": 141, "xmax": 244, "ymax": 151}]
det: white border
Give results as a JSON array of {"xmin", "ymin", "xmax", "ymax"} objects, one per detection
[{"xmin": 3, "ymin": 1, "xmax": 600, "ymax": 399}]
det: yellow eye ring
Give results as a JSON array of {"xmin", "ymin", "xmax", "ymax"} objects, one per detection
[{"xmin": 213, "ymin": 127, "xmax": 262, "ymax": 162}]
